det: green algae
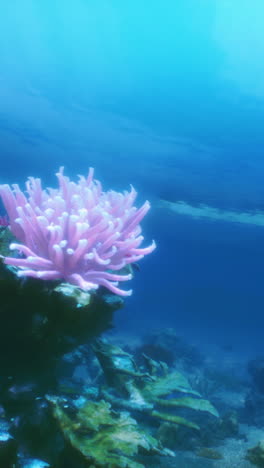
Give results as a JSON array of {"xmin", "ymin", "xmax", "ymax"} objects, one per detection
[
  {"xmin": 48, "ymin": 396, "xmax": 169, "ymax": 468},
  {"xmin": 92, "ymin": 339, "xmax": 219, "ymax": 431}
]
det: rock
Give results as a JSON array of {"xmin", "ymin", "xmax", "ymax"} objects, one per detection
[
  {"xmin": 196, "ymin": 447, "xmax": 223, "ymax": 460},
  {"xmin": 0, "ymin": 429, "xmax": 17, "ymax": 468},
  {"xmin": 247, "ymin": 440, "xmax": 264, "ymax": 467},
  {"xmin": 248, "ymin": 358, "xmax": 264, "ymax": 393}
]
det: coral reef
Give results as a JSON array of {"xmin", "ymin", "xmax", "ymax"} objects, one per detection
[
  {"xmin": 0, "ymin": 240, "xmax": 122, "ymax": 376},
  {"xmin": 0, "ymin": 168, "xmax": 155, "ymax": 296}
]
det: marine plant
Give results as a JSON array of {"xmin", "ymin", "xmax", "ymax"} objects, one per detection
[
  {"xmin": 43, "ymin": 340, "xmax": 219, "ymax": 467},
  {"xmin": 92, "ymin": 339, "xmax": 219, "ymax": 431},
  {"xmin": 48, "ymin": 396, "xmax": 172, "ymax": 468},
  {"xmin": 0, "ymin": 168, "xmax": 155, "ymax": 296}
]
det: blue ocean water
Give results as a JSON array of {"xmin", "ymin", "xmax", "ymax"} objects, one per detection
[
  {"xmin": 3, "ymin": 2, "xmax": 264, "ymax": 467},
  {"xmin": 1, "ymin": 1, "xmax": 264, "ymax": 365},
  {"xmin": 0, "ymin": 0, "xmax": 264, "ymax": 350}
]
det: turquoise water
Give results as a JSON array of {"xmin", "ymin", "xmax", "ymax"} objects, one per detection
[
  {"xmin": 1, "ymin": 0, "xmax": 264, "ymax": 353},
  {"xmin": 2, "ymin": 3, "xmax": 264, "ymax": 467}
]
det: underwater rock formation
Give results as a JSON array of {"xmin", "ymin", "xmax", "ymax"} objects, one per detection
[
  {"xmin": 247, "ymin": 440, "xmax": 264, "ymax": 467},
  {"xmin": 0, "ymin": 238, "xmax": 122, "ymax": 376},
  {"xmin": 0, "ymin": 229, "xmax": 125, "ymax": 466}
]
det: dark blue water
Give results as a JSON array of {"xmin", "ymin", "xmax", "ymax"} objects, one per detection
[{"xmin": 1, "ymin": 0, "xmax": 264, "ymax": 356}]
